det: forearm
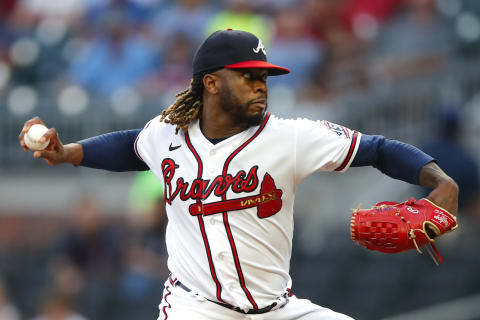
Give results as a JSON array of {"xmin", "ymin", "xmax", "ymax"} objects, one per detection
[
  {"xmin": 419, "ymin": 161, "xmax": 455, "ymax": 188},
  {"xmin": 351, "ymin": 135, "xmax": 434, "ymax": 184},
  {"xmin": 419, "ymin": 161, "xmax": 459, "ymax": 214},
  {"xmin": 78, "ymin": 129, "xmax": 149, "ymax": 172}
]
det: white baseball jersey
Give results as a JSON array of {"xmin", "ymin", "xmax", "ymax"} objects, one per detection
[{"xmin": 134, "ymin": 112, "xmax": 361, "ymax": 312}]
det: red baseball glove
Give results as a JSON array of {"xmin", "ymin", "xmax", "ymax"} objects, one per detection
[{"xmin": 350, "ymin": 198, "xmax": 458, "ymax": 264}]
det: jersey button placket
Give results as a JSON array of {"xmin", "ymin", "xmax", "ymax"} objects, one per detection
[{"xmin": 216, "ymin": 251, "xmax": 226, "ymax": 261}]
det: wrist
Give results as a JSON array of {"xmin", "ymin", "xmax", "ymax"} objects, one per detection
[
  {"xmin": 64, "ymin": 143, "xmax": 83, "ymax": 165},
  {"xmin": 438, "ymin": 178, "xmax": 459, "ymax": 194},
  {"xmin": 427, "ymin": 179, "xmax": 459, "ymax": 215}
]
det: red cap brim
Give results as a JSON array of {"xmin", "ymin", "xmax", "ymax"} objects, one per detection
[{"xmin": 225, "ymin": 60, "xmax": 290, "ymax": 76}]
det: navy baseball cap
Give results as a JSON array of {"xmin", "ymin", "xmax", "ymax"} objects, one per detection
[{"xmin": 192, "ymin": 29, "xmax": 290, "ymax": 76}]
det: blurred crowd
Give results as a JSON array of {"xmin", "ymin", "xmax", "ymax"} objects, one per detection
[
  {"xmin": 1, "ymin": 0, "xmax": 480, "ymax": 118},
  {"xmin": 0, "ymin": 172, "xmax": 168, "ymax": 320}
]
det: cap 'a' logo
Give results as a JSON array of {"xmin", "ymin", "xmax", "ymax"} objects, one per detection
[{"xmin": 253, "ymin": 39, "xmax": 266, "ymax": 55}]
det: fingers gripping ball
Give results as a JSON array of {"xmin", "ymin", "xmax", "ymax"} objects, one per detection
[
  {"xmin": 24, "ymin": 124, "xmax": 50, "ymax": 151},
  {"xmin": 350, "ymin": 198, "xmax": 457, "ymax": 264}
]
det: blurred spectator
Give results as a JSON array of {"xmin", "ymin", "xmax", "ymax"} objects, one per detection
[
  {"xmin": 0, "ymin": 0, "xmax": 18, "ymax": 58},
  {"xmin": 420, "ymin": 108, "xmax": 480, "ymax": 219},
  {"xmin": 0, "ymin": 0, "xmax": 17, "ymax": 18},
  {"xmin": 267, "ymin": 6, "xmax": 324, "ymax": 90},
  {"xmin": 68, "ymin": 10, "xmax": 158, "ymax": 97},
  {"xmin": 341, "ymin": 0, "xmax": 405, "ymax": 40},
  {"xmin": 30, "ymin": 291, "xmax": 87, "ymax": 320},
  {"xmin": 17, "ymin": 0, "xmax": 85, "ymax": 21},
  {"xmin": 116, "ymin": 173, "xmax": 168, "ymax": 319},
  {"xmin": 368, "ymin": 0, "xmax": 458, "ymax": 83},
  {"xmin": 84, "ymin": 0, "xmax": 163, "ymax": 28},
  {"xmin": 126, "ymin": 170, "xmax": 168, "ymax": 260},
  {"xmin": 51, "ymin": 195, "xmax": 123, "ymax": 319},
  {"xmin": 116, "ymin": 240, "xmax": 165, "ymax": 320},
  {"xmin": 49, "ymin": 260, "xmax": 85, "ymax": 298},
  {"xmin": 136, "ymin": 197, "xmax": 168, "ymax": 259},
  {"xmin": 140, "ymin": 33, "xmax": 194, "ymax": 102},
  {"xmin": 119, "ymin": 197, "xmax": 168, "ymax": 301},
  {"xmin": 151, "ymin": 0, "xmax": 215, "ymax": 47},
  {"xmin": 54, "ymin": 195, "xmax": 122, "ymax": 277},
  {"xmin": 206, "ymin": 0, "xmax": 272, "ymax": 46},
  {"xmin": 303, "ymin": 0, "xmax": 345, "ymax": 41},
  {"xmin": 249, "ymin": 0, "xmax": 297, "ymax": 14},
  {"xmin": 302, "ymin": 0, "xmax": 369, "ymax": 100},
  {"xmin": 8, "ymin": 0, "xmax": 84, "ymax": 40},
  {"xmin": 7, "ymin": 0, "xmax": 76, "ymax": 85},
  {"xmin": 0, "ymin": 281, "xmax": 20, "ymax": 320}
]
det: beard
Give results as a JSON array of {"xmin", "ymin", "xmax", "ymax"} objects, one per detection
[{"xmin": 219, "ymin": 89, "xmax": 267, "ymax": 127}]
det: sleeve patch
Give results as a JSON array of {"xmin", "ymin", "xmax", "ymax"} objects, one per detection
[{"xmin": 322, "ymin": 120, "xmax": 350, "ymax": 139}]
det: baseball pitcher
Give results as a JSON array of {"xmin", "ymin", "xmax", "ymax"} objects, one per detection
[{"xmin": 19, "ymin": 30, "xmax": 458, "ymax": 320}]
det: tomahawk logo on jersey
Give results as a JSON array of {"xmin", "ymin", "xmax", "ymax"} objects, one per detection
[
  {"xmin": 134, "ymin": 113, "xmax": 361, "ymax": 311},
  {"xmin": 161, "ymin": 159, "xmax": 283, "ymax": 218}
]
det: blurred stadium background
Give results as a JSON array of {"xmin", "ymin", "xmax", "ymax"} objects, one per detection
[{"xmin": 1, "ymin": 0, "xmax": 480, "ymax": 319}]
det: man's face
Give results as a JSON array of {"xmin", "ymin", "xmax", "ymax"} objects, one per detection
[{"xmin": 217, "ymin": 68, "xmax": 268, "ymax": 127}]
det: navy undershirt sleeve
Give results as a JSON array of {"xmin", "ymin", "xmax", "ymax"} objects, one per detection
[
  {"xmin": 351, "ymin": 134, "xmax": 434, "ymax": 184},
  {"xmin": 78, "ymin": 129, "xmax": 149, "ymax": 172}
]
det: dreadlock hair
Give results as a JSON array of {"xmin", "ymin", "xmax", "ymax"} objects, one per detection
[{"xmin": 160, "ymin": 74, "xmax": 204, "ymax": 134}]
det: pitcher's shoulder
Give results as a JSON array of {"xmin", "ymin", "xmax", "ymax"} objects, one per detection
[
  {"xmin": 141, "ymin": 115, "xmax": 178, "ymax": 134},
  {"xmin": 266, "ymin": 114, "xmax": 322, "ymax": 131}
]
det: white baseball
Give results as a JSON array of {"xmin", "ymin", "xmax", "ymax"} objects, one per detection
[{"xmin": 24, "ymin": 124, "xmax": 50, "ymax": 151}]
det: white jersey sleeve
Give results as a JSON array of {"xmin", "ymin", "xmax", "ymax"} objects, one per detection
[
  {"xmin": 294, "ymin": 118, "xmax": 361, "ymax": 183},
  {"xmin": 133, "ymin": 115, "xmax": 176, "ymax": 178},
  {"xmin": 134, "ymin": 116, "xmax": 159, "ymax": 165}
]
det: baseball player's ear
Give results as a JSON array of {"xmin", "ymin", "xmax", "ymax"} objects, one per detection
[{"xmin": 203, "ymin": 74, "xmax": 219, "ymax": 94}]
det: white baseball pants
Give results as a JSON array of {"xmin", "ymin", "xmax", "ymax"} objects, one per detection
[{"xmin": 157, "ymin": 278, "xmax": 355, "ymax": 320}]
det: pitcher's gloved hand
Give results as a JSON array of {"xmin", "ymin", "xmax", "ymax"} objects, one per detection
[{"xmin": 350, "ymin": 198, "xmax": 458, "ymax": 264}]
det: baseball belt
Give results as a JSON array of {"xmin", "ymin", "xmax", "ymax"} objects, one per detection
[{"xmin": 171, "ymin": 278, "xmax": 288, "ymax": 315}]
